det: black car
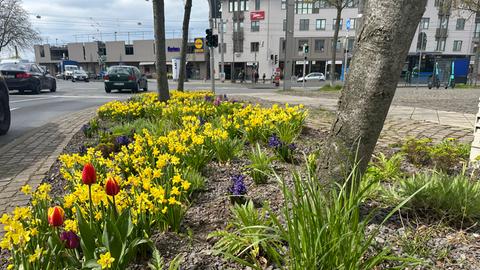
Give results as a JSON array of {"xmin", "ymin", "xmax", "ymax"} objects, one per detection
[
  {"xmin": 104, "ymin": 66, "xmax": 148, "ymax": 93},
  {"xmin": 0, "ymin": 63, "xmax": 57, "ymax": 94},
  {"xmin": 0, "ymin": 75, "xmax": 10, "ymax": 135}
]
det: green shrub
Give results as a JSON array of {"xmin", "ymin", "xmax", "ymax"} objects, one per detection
[
  {"xmin": 389, "ymin": 171, "xmax": 480, "ymax": 222},
  {"xmin": 247, "ymin": 144, "xmax": 273, "ymax": 185},
  {"xmin": 208, "ymin": 201, "xmax": 282, "ymax": 268},
  {"xmin": 182, "ymin": 167, "xmax": 206, "ymax": 195},
  {"xmin": 401, "ymin": 137, "xmax": 432, "ymax": 166},
  {"xmin": 364, "ymin": 152, "xmax": 404, "ymax": 182},
  {"xmin": 400, "ymin": 138, "xmax": 469, "ymax": 173}
]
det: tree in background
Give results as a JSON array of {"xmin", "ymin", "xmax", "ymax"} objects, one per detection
[
  {"xmin": 0, "ymin": 0, "xmax": 40, "ymax": 53},
  {"xmin": 325, "ymin": 0, "xmax": 351, "ymax": 86},
  {"xmin": 178, "ymin": 0, "xmax": 193, "ymax": 92},
  {"xmin": 152, "ymin": 0, "xmax": 170, "ymax": 101},
  {"xmin": 318, "ymin": 0, "xmax": 428, "ymax": 184}
]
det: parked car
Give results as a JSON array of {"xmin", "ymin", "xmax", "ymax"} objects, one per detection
[
  {"xmin": 104, "ymin": 66, "xmax": 148, "ymax": 93},
  {"xmin": 72, "ymin": 70, "xmax": 89, "ymax": 82},
  {"xmin": 0, "ymin": 63, "xmax": 56, "ymax": 94},
  {"xmin": 63, "ymin": 65, "xmax": 79, "ymax": 80},
  {"xmin": 297, "ymin": 72, "xmax": 326, "ymax": 82},
  {"xmin": 0, "ymin": 75, "xmax": 10, "ymax": 135}
]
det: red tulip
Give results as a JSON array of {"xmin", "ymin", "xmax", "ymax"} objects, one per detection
[
  {"xmin": 60, "ymin": 231, "xmax": 80, "ymax": 249},
  {"xmin": 82, "ymin": 163, "xmax": 96, "ymax": 185},
  {"xmin": 105, "ymin": 177, "xmax": 120, "ymax": 196},
  {"xmin": 48, "ymin": 206, "xmax": 65, "ymax": 227}
]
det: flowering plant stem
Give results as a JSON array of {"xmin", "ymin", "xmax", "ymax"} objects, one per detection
[{"xmin": 88, "ymin": 185, "xmax": 94, "ymax": 230}]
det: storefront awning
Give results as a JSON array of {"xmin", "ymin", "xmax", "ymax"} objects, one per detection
[{"xmin": 139, "ymin": 62, "xmax": 155, "ymax": 66}]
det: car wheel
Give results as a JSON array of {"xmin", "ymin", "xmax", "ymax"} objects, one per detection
[
  {"xmin": 19, "ymin": 89, "xmax": 25, "ymax": 95},
  {"xmin": 0, "ymin": 89, "xmax": 10, "ymax": 135},
  {"xmin": 50, "ymin": 81, "xmax": 57, "ymax": 92},
  {"xmin": 144, "ymin": 82, "xmax": 148, "ymax": 92},
  {"xmin": 72, "ymin": 79, "xmax": 76, "ymax": 82},
  {"xmin": 33, "ymin": 83, "xmax": 41, "ymax": 94},
  {"xmin": 105, "ymin": 86, "xmax": 111, "ymax": 93},
  {"xmin": 85, "ymin": 79, "xmax": 89, "ymax": 83},
  {"xmin": 132, "ymin": 82, "xmax": 139, "ymax": 93}
]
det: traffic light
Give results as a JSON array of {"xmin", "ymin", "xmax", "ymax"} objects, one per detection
[
  {"xmin": 212, "ymin": 34, "xmax": 219, "ymax": 48},
  {"xmin": 274, "ymin": 55, "xmax": 278, "ymax": 65},
  {"xmin": 304, "ymin": 45, "xmax": 309, "ymax": 54},
  {"xmin": 206, "ymin": 29, "xmax": 213, "ymax": 47}
]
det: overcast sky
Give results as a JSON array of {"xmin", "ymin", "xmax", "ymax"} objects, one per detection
[{"xmin": 2, "ymin": 0, "xmax": 210, "ymax": 60}]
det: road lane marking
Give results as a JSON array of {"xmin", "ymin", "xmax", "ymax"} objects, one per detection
[
  {"xmin": 10, "ymin": 97, "xmax": 57, "ymax": 103},
  {"xmin": 49, "ymin": 95, "xmax": 126, "ymax": 99},
  {"xmin": 10, "ymin": 107, "xmax": 19, "ymax": 111}
]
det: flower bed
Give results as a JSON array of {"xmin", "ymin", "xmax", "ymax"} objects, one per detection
[{"xmin": 0, "ymin": 92, "xmax": 307, "ymax": 269}]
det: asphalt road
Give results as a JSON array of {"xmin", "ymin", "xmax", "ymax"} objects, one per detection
[{"xmin": 2, "ymin": 79, "xmax": 317, "ymax": 148}]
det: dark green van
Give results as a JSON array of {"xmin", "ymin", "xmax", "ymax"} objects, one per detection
[{"xmin": 104, "ymin": 66, "xmax": 148, "ymax": 93}]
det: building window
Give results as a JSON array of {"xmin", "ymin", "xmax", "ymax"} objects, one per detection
[
  {"xmin": 476, "ymin": 22, "xmax": 480, "ymax": 37},
  {"xmin": 39, "ymin": 46, "xmax": 45, "ymax": 58},
  {"xmin": 318, "ymin": 0, "xmax": 330, "ymax": 8},
  {"xmin": 416, "ymin": 32, "xmax": 427, "ymax": 51},
  {"xmin": 283, "ymin": 19, "xmax": 286, "ymax": 31},
  {"xmin": 453, "ymin": 40, "xmax": 462, "ymax": 51},
  {"xmin": 333, "ymin": 19, "xmax": 343, "ymax": 30},
  {"xmin": 316, "ymin": 19, "xmax": 326, "ymax": 30},
  {"xmin": 420, "ymin": 18, "xmax": 430, "ymax": 30},
  {"xmin": 251, "ymin": 21, "xmax": 260, "ymax": 32},
  {"xmin": 456, "ymin": 18, "xmax": 465, "ymax": 30},
  {"xmin": 228, "ymin": 0, "xmax": 249, "ymax": 12},
  {"xmin": 298, "ymin": 40, "xmax": 308, "ymax": 52},
  {"xmin": 439, "ymin": 16, "xmax": 449, "ymax": 29},
  {"xmin": 255, "ymin": 0, "xmax": 260, "ymax": 10},
  {"xmin": 436, "ymin": 39, "xmax": 446, "ymax": 51},
  {"xmin": 295, "ymin": 0, "xmax": 313, "ymax": 14},
  {"xmin": 281, "ymin": 0, "xmax": 286, "ymax": 10},
  {"xmin": 233, "ymin": 21, "xmax": 244, "ymax": 32},
  {"xmin": 234, "ymin": 41, "xmax": 243, "ymax": 53},
  {"xmin": 314, "ymin": 39, "xmax": 325, "ymax": 52},
  {"xmin": 125, "ymin": 45, "xmax": 134, "ymax": 55},
  {"xmin": 221, "ymin": 22, "xmax": 227, "ymax": 33},
  {"xmin": 348, "ymin": 18, "xmax": 357, "ymax": 30},
  {"xmin": 299, "ymin": 19, "xmax": 309, "ymax": 31},
  {"xmin": 251, "ymin": 42, "xmax": 259, "ymax": 52},
  {"xmin": 83, "ymin": 46, "xmax": 86, "ymax": 60},
  {"xmin": 332, "ymin": 39, "xmax": 342, "ymax": 51},
  {"xmin": 347, "ymin": 38, "xmax": 355, "ymax": 51}
]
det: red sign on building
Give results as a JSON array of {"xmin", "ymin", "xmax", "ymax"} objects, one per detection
[{"xmin": 250, "ymin": 11, "xmax": 265, "ymax": 21}]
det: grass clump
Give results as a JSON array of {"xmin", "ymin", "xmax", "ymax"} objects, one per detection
[
  {"xmin": 388, "ymin": 171, "xmax": 480, "ymax": 223},
  {"xmin": 320, "ymin": 84, "xmax": 343, "ymax": 91},
  {"xmin": 247, "ymin": 144, "xmax": 273, "ymax": 184}
]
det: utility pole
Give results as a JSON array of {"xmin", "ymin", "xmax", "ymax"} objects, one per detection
[
  {"xmin": 283, "ymin": 0, "xmax": 295, "ymax": 91},
  {"xmin": 475, "ymin": 43, "xmax": 480, "ymax": 86},
  {"xmin": 302, "ymin": 44, "xmax": 307, "ymax": 89},
  {"xmin": 417, "ymin": 24, "xmax": 423, "ymax": 89},
  {"xmin": 209, "ymin": 0, "xmax": 216, "ymax": 93},
  {"xmin": 220, "ymin": 18, "xmax": 225, "ymax": 82}
]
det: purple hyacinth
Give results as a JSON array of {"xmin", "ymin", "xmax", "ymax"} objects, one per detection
[
  {"xmin": 81, "ymin": 123, "xmax": 90, "ymax": 134},
  {"xmin": 115, "ymin": 135, "xmax": 130, "ymax": 146},
  {"xmin": 288, "ymin": 143, "xmax": 297, "ymax": 151},
  {"xmin": 204, "ymin": 95, "xmax": 213, "ymax": 102},
  {"xmin": 78, "ymin": 145, "xmax": 87, "ymax": 155},
  {"xmin": 229, "ymin": 175, "xmax": 247, "ymax": 196},
  {"xmin": 214, "ymin": 96, "xmax": 222, "ymax": 106},
  {"xmin": 60, "ymin": 231, "xmax": 80, "ymax": 249},
  {"xmin": 268, "ymin": 135, "xmax": 282, "ymax": 148},
  {"xmin": 198, "ymin": 116, "xmax": 206, "ymax": 126},
  {"xmin": 223, "ymin": 94, "xmax": 228, "ymax": 100}
]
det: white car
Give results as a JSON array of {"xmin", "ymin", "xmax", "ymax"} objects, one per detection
[
  {"xmin": 72, "ymin": 70, "xmax": 89, "ymax": 82},
  {"xmin": 63, "ymin": 65, "xmax": 79, "ymax": 80},
  {"xmin": 297, "ymin": 72, "xmax": 326, "ymax": 82}
]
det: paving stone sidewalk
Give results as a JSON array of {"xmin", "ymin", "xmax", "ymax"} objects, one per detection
[
  {"xmin": 236, "ymin": 93, "xmax": 474, "ymax": 145},
  {"xmin": 0, "ymin": 107, "xmax": 97, "ymax": 215}
]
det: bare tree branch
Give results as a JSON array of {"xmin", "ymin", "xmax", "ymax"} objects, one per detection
[{"xmin": 0, "ymin": 0, "xmax": 41, "ymax": 53}]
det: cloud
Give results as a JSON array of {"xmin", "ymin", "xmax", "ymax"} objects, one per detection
[{"xmin": 1, "ymin": 0, "xmax": 210, "ymax": 60}]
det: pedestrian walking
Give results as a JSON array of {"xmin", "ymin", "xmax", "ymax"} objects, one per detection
[
  {"xmin": 262, "ymin": 73, "xmax": 266, "ymax": 84},
  {"xmin": 255, "ymin": 72, "xmax": 259, "ymax": 84}
]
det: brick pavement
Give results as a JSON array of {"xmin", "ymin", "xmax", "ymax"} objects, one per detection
[{"xmin": 0, "ymin": 107, "xmax": 96, "ymax": 215}]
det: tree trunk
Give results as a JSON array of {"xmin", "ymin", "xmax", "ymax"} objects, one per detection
[
  {"xmin": 153, "ymin": 0, "xmax": 170, "ymax": 101},
  {"xmin": 178, "ymin": 0, "xmax": 192, "ymax": 92},
  {"xmin": 318, "ymin": 0, "xmax": 427, "ymax": 184},
  {"xmin": 330, "ymin": 8, "xmax": 342, "ymax": 86}
]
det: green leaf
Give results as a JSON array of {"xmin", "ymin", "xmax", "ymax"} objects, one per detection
[
  {"xmin": 83, "ymin": 259, "xmax": 101, "ymax": 269},
  {"xmin": 102, "ymin": 219, "xmax": 123, "ymax": 268},
  {"xmin": 76, "ymin": 205, "xmax": 96, "ymax": 261},
  {"xmin": 115, "ymin": 209, "xmax": 132, "ymax": 242}
]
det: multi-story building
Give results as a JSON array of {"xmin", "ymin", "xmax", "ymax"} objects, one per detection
[
  {"xmin": 34, "ymin": 39, "xmax": 209, "ymax": 79},
  {"xmin": 213, "ymin": 0, "xmax": 478, "ymax": 83}
]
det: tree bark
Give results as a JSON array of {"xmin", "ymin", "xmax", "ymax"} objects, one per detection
[
  {"xmin": 153, "ymin": 0, "xmax": 170, "ymax": 101},
  {"xmin": 318, "ymin": 0, "xmax": 428, "ymax": 184},
  {"xmin": 178, "ymin": 0, "xmax": 192, "ymax": 92},
  {"xmin": 330, "ymin": 7, "xmax": 342, "ymax": 86}
]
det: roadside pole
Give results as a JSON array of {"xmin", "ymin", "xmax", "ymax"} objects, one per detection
[
  {"xmin": 220, "ymin": 18, "xmax": 225, "ymax": 83},
  {"xmin": 209, "ymin": 1, "xmax": 216, "ymax": 94},
  {"xmin": 283, "ymin": 0, "xmax": 295, "ymax": 91},
  {"xmin": 344, "ymin": 19, "xmax": 350, "ymax": 82},
  {"xmin": 302, "ymin": 44, "xmax": 306, "ymax": 89}
]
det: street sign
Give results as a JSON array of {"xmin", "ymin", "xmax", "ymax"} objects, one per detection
[
  {"xmin": 346, "ymin": 19, "xmax": 351, "ymax": 31},
  {"xmin": 194, "ymin": 38, "xmax": 204, "ymax": 53}
]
